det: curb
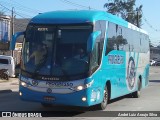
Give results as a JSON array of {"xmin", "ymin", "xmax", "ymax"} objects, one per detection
[
  {"xmin": 0, "ymin": 80, "xmax": 10, "ymax": 83},
  {"xmin": 0, "ymin": 78, "xmax": 18, "ymax": 83},
  {"xmin": 0, "ymin": 89, "xmax": 12, "ymax": 94}
]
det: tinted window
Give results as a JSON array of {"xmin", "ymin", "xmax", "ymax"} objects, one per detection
[
  {"xmin": 106, "ymin": 22, "xmax": 128, "ymax": 54},
  {"xmin": 89, "ymin": 21, "xmax": 106, "ymax": 74},
  {"xmin": 23, "ymin": 25, "xmax": 92, "ymax": 77},
  {"xmin": 90, "ymin": 42, "xmax": 99, "ymax": 70},
  {"xmin": 106, "ymin": 22, "xmax": 149, "ymax": 55},
  {"xmin": 94, "ymin": 20, "xmax": 106, "ymax": 63},
  {"xmin": 141, "ymin": 34, "xmax": 149, "ymax": 53},
  {"xmin": 0, "ymin": 59, "xmax": 9, "ymax": 64}
]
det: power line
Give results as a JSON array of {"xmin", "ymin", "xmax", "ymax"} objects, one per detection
[
  {"xmin": 0, "ymin": 0, "xmax": 41, "ymax": 14},
  {"xmin": 142, "ymin": 12, "xmax": 160, "ymax": 32},
  {"xmin": 16, "ymin": 11, "xmax": 33, "ymax": 18},
  {"xmin": 0, "ymin": 3, "xmax": 30, "ymax": 19},
  {"xmin": 0, "ymin": 0, "xmax": 40, "ymax": 18},
  {"xmin": 60, "ymin": 0, "xmax": 97, "ymax": 10},
  {"xmin": 10, "ymin": 0, "xmax": 42, "ymax": 13}
]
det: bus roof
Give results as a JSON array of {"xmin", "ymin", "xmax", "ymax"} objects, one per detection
[
  {"xmin": 30, "ymin": 10, "xmax": 127, "ymax": 25},
  {"xmin": 30, "ymin": 10, "xmax": 148, "ymax": 35}
]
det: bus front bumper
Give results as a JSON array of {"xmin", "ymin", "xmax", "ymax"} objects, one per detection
[{"xmin": 19, "ymin": 85, "xmax": 102, "ymax": 107}]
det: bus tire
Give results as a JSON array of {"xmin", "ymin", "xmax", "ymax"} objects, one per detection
[
  {"xmin": 41, "ymin": 103, "xmax": 52, "ymax": 107},
  {"xmin": 96, "ymin": 85, "xmax": 108, "ymax": 110},
  {"xmin": 132, "ymin": 79, "xmax": 141, "ymax": 98}
]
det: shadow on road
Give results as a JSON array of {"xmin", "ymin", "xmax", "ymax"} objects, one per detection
[
  {"xmin": 0, "ymin": 89, "xmax": 12, "ymax": 94},
  {"xmin": 0, "ymin": 90, "xmax": 142, "ymax": 117},
  {"xmin": 149, "ymin": 80, "xmax": 160, "ymax": 83}
]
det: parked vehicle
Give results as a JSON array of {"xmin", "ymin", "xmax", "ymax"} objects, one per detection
[
  {"xmin": 0, "ymin": 69, "xmax": 9, "ymax": 80},
  {"xmin": 0, "ymin": 55, "xmax": 15, "ymax": 77},
  {"xmin": 150, "ymin": 59, "xmax": 156, "ymax": 66},
  {"xmin": 153, "ymin": 61, "xmax": 160, "ymax": 66}
]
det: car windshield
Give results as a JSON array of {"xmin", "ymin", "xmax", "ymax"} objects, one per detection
[{"xmin": 22, "ymin": 24, "xmax": 92, "ymax": 77}]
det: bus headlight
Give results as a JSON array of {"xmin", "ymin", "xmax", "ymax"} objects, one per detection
[
  {"xmin": 76, "ymin": 86, "xmax": 84, "ymax": 91},
  {"xmin": 74, "ymin": 80, "xmax": 94, "ymax": 91},
  {"xmin": 82, "ymin": 97, "xmax": 87, "ymax": 101},
  {"xmin": 20, "ymin": 81, "xmax": 27, "ymax": 87},
  {"xmin": 19, "ymin": 92, "xmax": 22, "ymax": 96}
]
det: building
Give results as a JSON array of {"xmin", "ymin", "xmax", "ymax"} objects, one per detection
[
  {"xmin": 13, "ymin": 18, "xmax": 30, "ymax": 64},
  {"xmin": 0, "ymin": 15, "xmax": 11, "ymax": 55},
  {"xmin": 0, "ymin": 16, "xmax": 30, "ymax": 64}
]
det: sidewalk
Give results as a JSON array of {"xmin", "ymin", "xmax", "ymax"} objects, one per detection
[{"xmin": 0, "ymin": 77, "xmax": 19, "ymax": 92}]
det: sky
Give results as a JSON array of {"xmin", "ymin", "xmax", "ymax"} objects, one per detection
[{"xmin": 0, "ymin": 0, "xmax": 160, "ymax": 46}]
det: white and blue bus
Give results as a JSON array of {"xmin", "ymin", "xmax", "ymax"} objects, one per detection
[{"xmin": 11, "ymin": 10, "xmax": 150, "ymax": 110}]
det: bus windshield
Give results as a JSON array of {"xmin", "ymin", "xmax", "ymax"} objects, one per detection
[{"xmin": 22, "ymin": 24, "xmax": 92, "ymax": 77}]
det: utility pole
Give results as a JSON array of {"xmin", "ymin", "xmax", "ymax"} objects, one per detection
[
  {"xmin": 137, "ymin": 10, "xmax": 139, "ymax": 28},
  {"xmin": 136, "ymin": 7, "xmax": 141, "ymax": 28},
  {"xmin": 11, "ymin": 7, "xmax": 15, "ymax": 57}
]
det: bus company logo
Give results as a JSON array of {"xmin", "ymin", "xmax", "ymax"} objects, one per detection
[
  {"xmin": 126, "ymin": 57, "xmax": 136, "ymax": 91},
  {"xmin": 32, "ymin": 80, "xmax": 39, "ymax": 86},
  {"xmin": 47, "ymin": 88, "xmax": 52, "ymax": 93}
]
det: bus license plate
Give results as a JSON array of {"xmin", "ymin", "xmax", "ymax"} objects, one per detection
[{"xmin": 43, "ymin": 96, "xmax": 55, "ymax": 101}]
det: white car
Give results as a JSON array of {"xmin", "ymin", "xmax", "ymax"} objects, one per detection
[
  {"xmin": 150, "ymin": 60, "xmax": 156, "ymax": 66},
  {"xmin": 0, "ymin": 55, "xmax": 15, "ymax": 77}
]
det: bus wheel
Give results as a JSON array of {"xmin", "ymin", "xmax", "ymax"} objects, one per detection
[
  {"xmin": 132, "ymin": 80, "xmax": 141, "ymax": 98},
  {"xmin": 41, "ymin": 103, "xmax": 52, "ymax": 107},
  {"xmin": 96, "ymin": 86, "xmax": 108, "ymax": 110}
]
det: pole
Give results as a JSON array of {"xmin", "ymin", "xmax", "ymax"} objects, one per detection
[
  {"xmin": 137, "ymin": 10, "xmax": 139, "ymax": 28},
  {"xmin": 11, "ymin": 7, "xmax": 14, "ymax": 57}
]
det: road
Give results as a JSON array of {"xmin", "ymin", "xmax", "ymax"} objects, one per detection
[{"xmin": 0, "ymin": 66, "xmax": 160, "ymax": 119}]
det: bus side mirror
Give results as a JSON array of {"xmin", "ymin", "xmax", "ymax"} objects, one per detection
[
  {"xmin": 87, "ymin": 31, "xmax": 101, "ymax": 53},
  {"xmin": 10, "ymin": 31, "xmax": 25, "ymax": 50}
]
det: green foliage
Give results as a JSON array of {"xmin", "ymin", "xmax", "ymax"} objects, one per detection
[{"xmin": 104, "ymin": 0, "xmax": 143, "ymax": 27}]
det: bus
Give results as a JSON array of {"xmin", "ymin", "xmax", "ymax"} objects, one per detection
[{"xmin": 10, "ymin": 10, "xmax": 150, "ymax": 110}]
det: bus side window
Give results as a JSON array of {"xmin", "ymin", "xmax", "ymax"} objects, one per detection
[
  {"xmin": 105, "ymin": 22, "xmax": 117, "ymax": 55},
  {"xmin": 95, "ymin": 20, "xmax": 106, "ymax": 61},
  {"xmin": 90, "ymin": 42, "xmax": 99, "ymax": 72}
]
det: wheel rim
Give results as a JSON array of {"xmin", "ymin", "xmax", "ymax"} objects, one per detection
[
  {"xmin": 103, "ymin": 88, "xmax": 108, "ymax": 104},
  {"xmin": 138, "ymin": 81, "xmax": 141, "ymax": 95}
]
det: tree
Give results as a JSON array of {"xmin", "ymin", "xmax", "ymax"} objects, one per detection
[{"xmin": 104, "ymin": 0, "xmax": 143, "ymax": 27}]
